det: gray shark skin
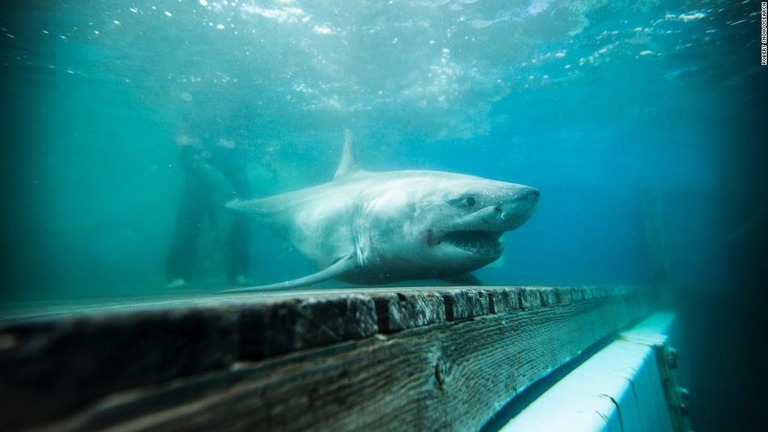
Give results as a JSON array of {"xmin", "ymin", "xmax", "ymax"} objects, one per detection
[{"xmin": 222, "ymin": 130, "xmax": 539, "ymax": 292}]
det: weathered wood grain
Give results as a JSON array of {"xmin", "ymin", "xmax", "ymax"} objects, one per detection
[
  {"xmin": 371, "ymin": 290, "xmax": 446, "ymax": 333},
  {"xmin": 238, "ymin": 294, "xmax": 378, "ymax": 360},
  {"xmin": 0, "ymin": 307, "xmax": 239, "ymax": 430},
  {"xmin": 0, "ymin": 286, "xmax": 653, "ymax": 432}
]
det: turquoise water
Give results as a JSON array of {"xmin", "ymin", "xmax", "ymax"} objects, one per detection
[
  {"xmin": 1, "ymin": 2, "xmax": 766, "ymax": 428},
  {"xmin": 5, "ymin": 0, "xmax": 763, "ymax": 303}
]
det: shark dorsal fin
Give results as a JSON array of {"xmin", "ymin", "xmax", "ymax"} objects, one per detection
[{"xmin": 334, "ymin": 128, "xmax": 363, "ymax": 179}]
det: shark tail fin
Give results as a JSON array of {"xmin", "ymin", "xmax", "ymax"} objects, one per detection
[
  {"xmin": 226, "ymin": 197, "xmax": 274, "ymax": 218},
  {"xmin": 219, "ymin": 254, "xmax": 356, "ymax": 293},
  {"xmin": 334, "ymin": 128, "xmax": 363, "ymax": 179},
  {"xmin": 225, "ymin": 195, "xmax": 294, "ymax": 232}
]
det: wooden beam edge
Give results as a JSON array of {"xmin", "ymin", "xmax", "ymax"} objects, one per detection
[{"xmin": 0, "ymin": 285, "xmax": 654, "ymax": 430}]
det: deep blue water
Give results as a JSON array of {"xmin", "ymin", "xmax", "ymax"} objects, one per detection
[{"xmin": 1, "ymin": 1, "xmax": 766, "ymax": 429}]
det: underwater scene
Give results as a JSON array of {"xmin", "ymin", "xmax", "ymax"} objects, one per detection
[{"xmin": 1, "ymin": 0, "xmax": 766, "ymax": 430}]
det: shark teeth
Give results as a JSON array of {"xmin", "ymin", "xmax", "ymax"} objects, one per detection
[{"xmin": 441, "ymin": 230, "xmax": 503, "ymax": 256}]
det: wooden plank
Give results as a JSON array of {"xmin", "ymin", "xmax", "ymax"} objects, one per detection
[
  {"xmin": 0, "ymin": 307, "xmax": 240, "ymax": 430},
  {"xmin": 237, "ymin": 294, "xmax": 378, "ymax": 360},
  {"xmin": 0, "ymin": 286, "xmax": 654, "ymax": 432},
  {"xmin": 371, "ymin": 290, "xmax": 446, "ymax": 333}
]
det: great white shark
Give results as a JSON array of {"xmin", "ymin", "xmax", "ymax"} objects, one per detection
[{"xmin": 222, "ymin": 129, "xmax": 539, "ymax": 292}]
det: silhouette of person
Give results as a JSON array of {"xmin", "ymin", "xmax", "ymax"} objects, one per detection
[{"xmin": 165, "ymin": 130, "xmax": 252, "ymax": 289}]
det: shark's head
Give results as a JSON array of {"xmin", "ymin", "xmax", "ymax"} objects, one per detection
[{"xmin": 354, "ymin": 171, "xmax": 540, "ymax": 281}]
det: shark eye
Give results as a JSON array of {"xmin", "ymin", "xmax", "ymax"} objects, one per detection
[{"xmin": 466, "ymin": 196, "xmax": 476, "ymax": 207}]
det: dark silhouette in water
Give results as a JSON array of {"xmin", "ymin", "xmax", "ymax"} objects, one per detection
[{"xmin": 165, "ymin": 131, "xmax": 252, "ymax": 288}]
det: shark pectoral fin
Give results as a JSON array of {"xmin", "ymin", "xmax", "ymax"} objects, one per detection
[
  {"xmin": 219, "ymin": 255, "xmax": 357, "ymax": 293},
  {"xmin": 441, "ymin": 273, "xmax": 483, "ymax": 286}
]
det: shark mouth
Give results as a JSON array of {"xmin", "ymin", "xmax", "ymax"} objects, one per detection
[{"xmin": 440, "ymin": 230, "xmax": 503, "ymax": 256}]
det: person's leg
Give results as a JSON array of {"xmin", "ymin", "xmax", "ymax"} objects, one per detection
[
  {"xmin": 227, "ymin": 213, "xmax": 251, "ymax": 285},
  {"xmin": 218, "ymin": 161, "xmax": 254, "ymax": 285},
  {"xmin": 165, "ymin": 182, "xmax": 208, "ymax": 287}
]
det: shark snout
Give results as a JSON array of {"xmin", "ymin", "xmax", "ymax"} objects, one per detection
[
  {"xmin": 496, "ymin": 187, "xmax": 540, "ymax": 225},
  {"xmin": 515, "ymin": 186, "xmax": 540, "ymax": 202},
  {"xmin": 526, "ymin": 188, "xmax": 540, "ymax": 200}
]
